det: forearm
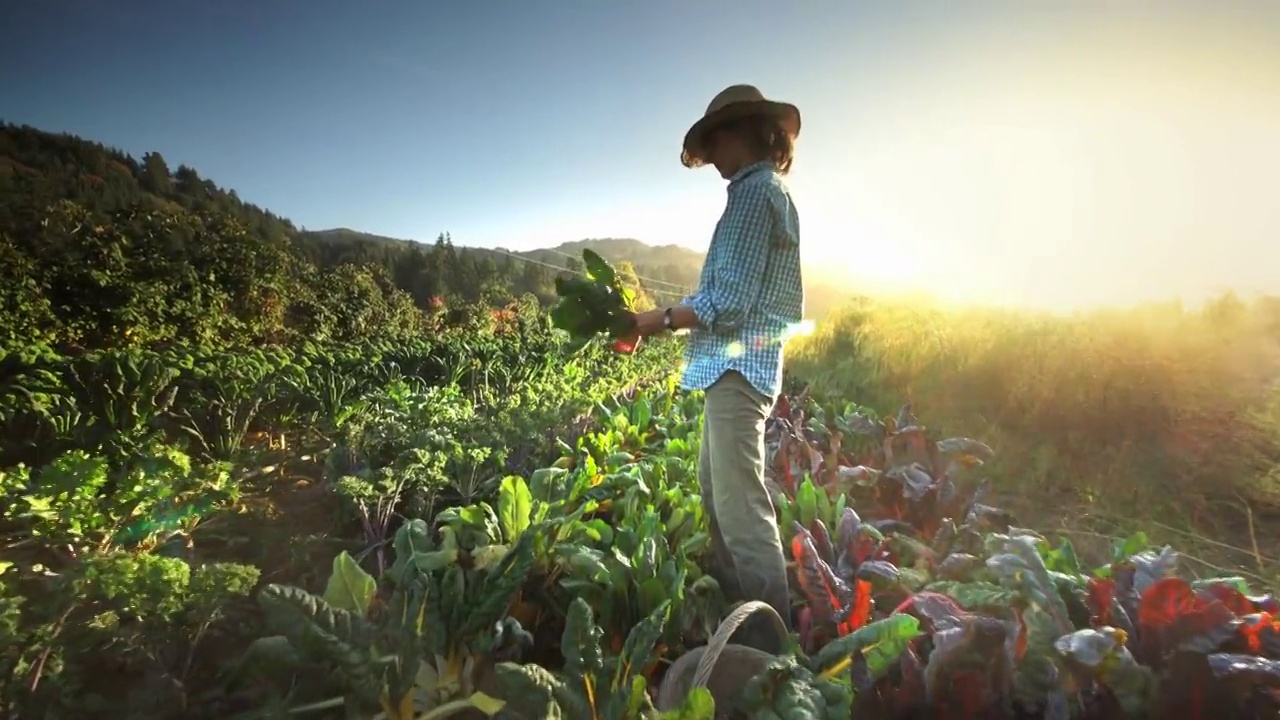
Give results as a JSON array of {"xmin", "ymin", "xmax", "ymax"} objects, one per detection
[{"xmin": 667, "ymin": 304, "xmax": 701, "ymax": 330}]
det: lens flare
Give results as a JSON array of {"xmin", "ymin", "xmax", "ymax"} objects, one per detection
[{"xmin": 783, "ymin": 319, "xmax": 816, "ymax": 342}]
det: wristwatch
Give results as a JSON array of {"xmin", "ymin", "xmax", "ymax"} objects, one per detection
[{"xmin": 662, "ymin": 307, "xmax": 674, "ymax": 331}]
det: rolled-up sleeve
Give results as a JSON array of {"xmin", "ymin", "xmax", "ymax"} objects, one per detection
[{"xmin": 682, "ymin": 182, "xmax": 775, "ymax": 333}]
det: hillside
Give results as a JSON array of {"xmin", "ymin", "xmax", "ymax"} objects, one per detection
[
  {"xmin": 296, "ymin": 228, "xmax": 705, "ymax": 305},
  {"xmin": 5, "ymin": 123, "xmax": 1280, "ymax": 720},
  {"xmin": 295, "ymin": 229, "xmax": 705, "ymax": 292},
  {"xmin": 519, "ymin": 238, "xmax": 704, "ymax": 294},
  {"xmin": 1, "ymin": 121, "xmax": 860, "ymax": 352},
  {"xmin": 0, "ymin": 123, "xmax": 682, "ymax": 348},
  {"xmin": 303, "ymin": 228, "xmax": 854, "ymax": 317}
]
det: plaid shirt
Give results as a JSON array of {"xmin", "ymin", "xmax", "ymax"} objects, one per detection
[{"xmin": 680, "ymin": 160, "xmax": 804, "ymax": 399}]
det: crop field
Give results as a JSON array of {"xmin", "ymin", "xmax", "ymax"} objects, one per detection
[
  {"xmin": 3, "ymin": 121, "xmax": 1279, "ymax": 720},
  {"xmin": 789, "ymin": 295, "xmax": 1280, "ymax": 550},
  {"xmin": 3, "ymin": 297, "xmax": 1280, "ymax": 720}
]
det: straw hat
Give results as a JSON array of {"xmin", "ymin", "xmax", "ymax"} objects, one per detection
[{"xmin": 681, "ymin": 84, "xmax": 801, "ymax": 168}]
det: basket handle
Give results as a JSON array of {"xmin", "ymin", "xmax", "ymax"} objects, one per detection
[{"xmin": 689, "ymin": 600, "xmax": 789, "ymax": 689}]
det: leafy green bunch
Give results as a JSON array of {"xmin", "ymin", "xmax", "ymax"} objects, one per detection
[{"xmin": 550, "ymin": 250, "xmax": 638, "ymax": 351}]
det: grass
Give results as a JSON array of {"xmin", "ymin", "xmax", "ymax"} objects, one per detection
[{"xmin": 787, "ymin": 292, "xmax": 1280, "ymax": 581}]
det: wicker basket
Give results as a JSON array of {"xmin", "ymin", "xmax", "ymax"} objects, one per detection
[{"xmin": 655, "ymin": 601, "xmax": 789, "ymax": 718}]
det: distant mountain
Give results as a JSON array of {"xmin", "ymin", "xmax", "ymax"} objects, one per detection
[
  {"xmin": 518, "ymin": 239, "xmax": 863, "ymax": 319},
  {"xmin": 518, "ymin": 239, "xmax": 703, "ymax": 297},
  {"xmin": 300, "ymin": 228, "xmax": 857, "ymax": 318},
  {"xmin": 297, "ymin": 229, "xmax": 706, "ymax": 304},
  {"xmin": 303, "ymin": 227, "xmax": 418, "ymax": 248}
]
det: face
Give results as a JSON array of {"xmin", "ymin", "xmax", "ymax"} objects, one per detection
[{"xmin": 703, "ymin": 124, "xmax": 752, "ymax": 180}]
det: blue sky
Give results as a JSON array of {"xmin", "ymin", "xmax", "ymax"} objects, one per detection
[
  {"xmin": 4, "ymin": 1, "xmax": 1279, "ymax": 310},
  {"xmin": 3, "ymin": 0, "xmax": 917, "ymax": 242}
]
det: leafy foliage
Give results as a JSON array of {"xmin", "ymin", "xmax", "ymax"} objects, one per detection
[
  {"xmin": 768, "ymin": 390, "xmax": 1280, "ymax": 719},
  {"xmin": 786, "ymin": 294, "xmax": 1280, "ymax": 522},
  {"xmin": 0, "ymin": 313, "xmax": 678, "ymax": 718},
  {"xmin": 3, "ymin": 120, "xmax": 1278, "ymax": 720},
  {"xmin": 550, "ymin": 249, "xmax": 639, "ymax": 352}
]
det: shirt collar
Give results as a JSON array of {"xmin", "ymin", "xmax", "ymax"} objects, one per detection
[{"xmin": 728, "ymin": 160, "xmax": 776, "ymax": 187}]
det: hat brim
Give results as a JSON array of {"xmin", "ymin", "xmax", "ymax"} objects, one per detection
[{"xmin": 681, "ymin": 99, "xmax": 801, "ymax": 169}]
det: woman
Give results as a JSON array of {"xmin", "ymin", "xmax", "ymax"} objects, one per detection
[{"xmin": 625, "ymin": 84, "xmax": 804, "ymax": 652}]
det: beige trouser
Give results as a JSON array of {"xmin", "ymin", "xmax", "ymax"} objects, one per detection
[{"xmin": 699, "ymin": 371, "xmax": 792, "ymax": 653}]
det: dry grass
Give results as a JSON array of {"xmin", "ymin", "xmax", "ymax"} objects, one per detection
[{"xmin": 788, "ymin": 292, "xmax": 1280, "ymax": 574}]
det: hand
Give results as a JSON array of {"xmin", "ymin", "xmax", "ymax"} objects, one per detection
[{"xmin": 631, "ymin": 309, "xmax": 668, "ymax": 337}]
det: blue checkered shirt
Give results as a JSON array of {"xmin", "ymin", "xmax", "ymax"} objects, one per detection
[{"xmin": 680, "ymin": 161, "xmax": 804, "ymax": 399}]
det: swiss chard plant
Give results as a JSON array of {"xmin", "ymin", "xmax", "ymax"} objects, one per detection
[
  {"xmin": 766, "ymin": 388, "xmax": 1280, "ymax": 719},
  {"xmin": 549, "ymin": 250, "xmax": 638, "ymax": 353},
  {"xmin": 236, "ymin": 519, "xmax": 537, "ymax": 720},
  {"xmin": 493, "ymin": 597, "xmax": 716, "ymax": 720}
]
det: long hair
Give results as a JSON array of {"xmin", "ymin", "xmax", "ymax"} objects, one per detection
[{"xmin": 715, "ymin": 113, "xmax": 795, "ymax": 175}]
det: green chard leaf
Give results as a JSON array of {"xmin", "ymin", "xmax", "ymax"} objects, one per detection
[
  {"xmin": 257, "ymin": 584, "xmax": 382, "ymax": 707},
  {"xmin": 657, "ymin": 687, "xmax": 716, "ymax": 719},
  {"xmin": 813, "ymin": 612, "xmax": 922, "ymax": 680},
  {"xmin": 616, "ymin": 600, "xmax": 672, "ymax": 688},
  {"xmin": 581, "ymin": 249, "xmax": 616, "ymax": 285},
  {"xmin": 498, "ymin": 475, "xmax": 534, "ymax": 540},
  {"xmin": 563, "ymin": 597, "xmax": 606, "ymax": 678},
  {"xmin": 494, "ymin": 661, "xmax": 563, "ymax": 719},
  {"xmin": 459, "ymin": 532, "xmax": 536, "ymax": 641},
  {"xmin": 322, "ymin": 550, "xmax": 377, "ymax": 616}
]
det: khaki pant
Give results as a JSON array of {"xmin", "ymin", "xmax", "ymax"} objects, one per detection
[{"xmin": 699, "ymin": 371, "xmax": 792, "ymax": 653}]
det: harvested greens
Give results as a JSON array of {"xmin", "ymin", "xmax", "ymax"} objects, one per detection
[{"xmin": 550, "ymin": 249, "xmax": 639, "ymax": 351}]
